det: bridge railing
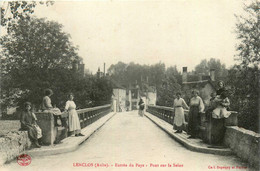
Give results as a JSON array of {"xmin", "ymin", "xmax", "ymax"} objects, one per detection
[
  {"xmin": 146, "ymin": 105, "xmax": 238, "ymax": 126},
  {"xmin": 77, "ymin": 104, "xmax": 111, "ymax": 128},
  {"xmin": 146, "ymin": 104, "xmax": 238, "ymax": 139},
  {"xmin": 146, "ymin": 105, "xmax": 189, "ymax": 126},
  {"xmin": 35, "ymin": 104, "xmax": 112, "ymax": 145}
]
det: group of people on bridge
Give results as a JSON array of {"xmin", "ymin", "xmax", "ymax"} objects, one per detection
[
  {"xmin": 172, "ymin": 81, "xmax": 231, "ymax": 144},
  {"xmin": 21, "ymin": 80, "xmax": 230, "ymax": 148},
  {"xmin": 137, "ymin": 80, "xmax": 231, "ymax": 145},
  {"xmin": 20, "ymin": 89, "xmax": 84, "ymax": 148}
]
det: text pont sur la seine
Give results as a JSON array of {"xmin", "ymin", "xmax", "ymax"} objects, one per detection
[{"xmin": 73, "ymin": 163, "xmax": 184, "ymax": 168}]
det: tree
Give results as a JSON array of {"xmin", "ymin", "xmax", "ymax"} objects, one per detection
[
  {"xmin": 156, "ymin": 74, "xmax": 181, "ymax": 107},
  {"xmin": 194, "ymin": 58, "xmax": 228, "ymax": 81},
  {"xmin": 235, "ymin": 1, "xmax": 259, "ymax": 67},
  {"xmin": 1, "ymin": 17, "xmax": 80, "ymax": 72},
  {"xmin": 1, "ymin": 1, "xmax": 54, "ymax": 28},
  {"xmin": 166, "ymin": 65, "xmax": 182, "ymax": 84},
  {"xmin": 227, "ymin": 65, "xmax": 258, "ymax": 132},
  {"xmin": 0, "ymin": 17, "xmax": 81, "ymax": 110},
  {"xmin": 148, "ymin": 62, "xmax": 166, "ymax": 88},
  {"xmin": 107, "ymin": 61, "xmax": 181, "ymax": 107},
  {"xmin": 227, "ymin": 1, "xmax": 259, "ymax": 132}
]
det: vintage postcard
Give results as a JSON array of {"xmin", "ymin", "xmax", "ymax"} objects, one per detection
[{"xmin": 0, "ymin": 0, "xmax": 259, "ymax": 171}]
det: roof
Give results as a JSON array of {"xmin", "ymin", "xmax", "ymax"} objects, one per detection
[{"xmin": 182, "ymin": 80, "xmax": 217, "ymax": 90}]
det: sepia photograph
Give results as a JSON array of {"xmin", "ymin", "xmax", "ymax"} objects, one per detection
[{"xmin": 0, "ymin": 0, "xmax": 259, "ymax": 170}]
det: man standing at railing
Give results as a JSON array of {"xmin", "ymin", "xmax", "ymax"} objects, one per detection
[{"xmin": 173, "ymin": 92, "xmax": 189, "ymax": 133}]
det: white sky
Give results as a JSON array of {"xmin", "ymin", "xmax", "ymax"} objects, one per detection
[{"xmin": 12, "ymin": 0, "xmax": 248, "ymax": 73}]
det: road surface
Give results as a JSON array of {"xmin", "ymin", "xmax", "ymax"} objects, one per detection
[{"xmin": 3, "ymin": 111, "xmax": 251, "ymax": 171}]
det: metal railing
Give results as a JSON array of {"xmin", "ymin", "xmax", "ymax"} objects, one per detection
[
  {"xmin": 146, "ymin": 105, "xmax": 189, "ymax": 125},
  {"xmin": 146, "ymin": 105, "xmax": 238, "ymax": 127},
  {"xmin": 76, "ymin": 104, "xmax": 112, "ymax": 128}
]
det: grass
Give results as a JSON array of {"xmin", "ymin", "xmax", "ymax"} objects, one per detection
[{"xmin": 0, "ymin": 120, "xmax": 21, "ymax": 136}]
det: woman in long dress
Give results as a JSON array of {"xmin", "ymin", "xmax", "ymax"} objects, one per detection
[
  {"xmin": 211, "ymin": 90, "xmax": 231, "ymax": 144},
  {"xmin": 138, "ymin": 98, "xmax": 145, "ymax": 117},
  {"xmin": 188, "ymin": 90, "xmax": 204, "ymax": 138},
  {"xmin": 173, "ymin": 92, "xmax": 189, "ymax": 133},
  {"xmin": 65, "ymin": 93, "xmax": 84, "ymax": 137},
  {"xmin": 20, "ymin": 102, "xmax": 42, "ymax": 148}
]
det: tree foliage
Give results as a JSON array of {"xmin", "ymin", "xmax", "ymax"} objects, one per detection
[
  {"xmin": 156, "ymin": 73, "xmax": 181, "ymax": 107},
  {"xmin": 194, "ymin": 58, "xmax": 228, "ymax": 81},
  {"xmin": 227, "ymin": 0, "xmax": 259, "ymax": 132},
  {"xmin": 1, "ymin": 17, "xmax": 80, "ymax": 73},
  {"xmin": 108, "ymin": 61, "xmax": 166, "ymax": 88},
  {"xmin": 108, "ymin": 61, "xmax": 181, "ymax": 106},
  {"xmin": 227, "ymin": 65, "xmax": 258, "ymax": 132},
  {"xmin": 0, "ymin": 17, "xmax": 112, "ymax": 114},
  {"xmin": 1, "ymin": 1, "xmax": 54, "ymax": 28},
  {"xmin": 235, "ymin": 1, "xmax": 260, "ymax": 67}
]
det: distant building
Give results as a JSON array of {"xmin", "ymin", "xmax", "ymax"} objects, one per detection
[
  {"xmin": 128, "ymin": 84, "xmax": 140, "ymax": 110},
  {"xmin": 112, "ymin": 88, "xmax": 127, "ymax": 112},
  {"xmin": 72, "ymin": 60, "xmax": 85, "ymax": 77},
  {"xmin": 112, "ymin": 78, "xmax": 157, "ymax": 111},
  {"xmin": 96, "ymin": 63, "xmax": 107, "ymax": 78},
  {"xmin": 146, "ymin": 87, "xmax": 157, "ymax": 106},
  {"xmin": 111, "ymin": 80, "xmax": 127, "ymax": 112},
  {"xmin": 181, "ymin": 67, "xmax": 218, "ymax": 107}
]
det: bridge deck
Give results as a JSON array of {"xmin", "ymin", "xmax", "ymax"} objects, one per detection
[{"xmin": 3, "ymin": 111, "xmax": 251, "ymax": 171}]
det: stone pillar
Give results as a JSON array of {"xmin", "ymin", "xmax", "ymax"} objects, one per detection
[
  {"xmin": 35, "ymin": 112, "xmax": 57, "ymax": 145},
  {"xmin": 225, "ymin": 111, "xmax": 238, "ymax": 126}
]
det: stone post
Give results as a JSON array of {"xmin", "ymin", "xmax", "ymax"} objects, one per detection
[
  {"xmin": 35, "ymin": 112, "xmax": 57, "ymax": 145},
  {"xmin": 225, "ymin": 111, "xmax": 238, "ymax": 126}
]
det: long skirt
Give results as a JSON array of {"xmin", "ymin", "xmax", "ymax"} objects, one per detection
[
  {"xmin": 173, "ymin": 107, "xmax": 185, "ymax": 130},
  {"xmin": 34, "ymin": 125, "xmax": 42, "ymax": 139},
  {"xmin": 211, "ymin": 118, "xmax": 225, "ymax": 144},
  {"xmin": 21, "ymin": 125, "xmax": 42, "ymax": 141},
  {"xmin": 188, "ymin": 106, "xmax": 200, "ymax": 137},
  {"xmin": 68, "ymin": 109, "xmax": 81, "ymax": 134},
  {"xmin": 138, "ymin": 109, "xmax": 144, "ymax": 117},
  {"xmin": 43, "ymin": 108, "xmax": 62, "ymax": 115}
]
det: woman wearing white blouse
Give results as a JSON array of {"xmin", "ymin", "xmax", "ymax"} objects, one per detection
[
  {"xmin": 173, "ymin": 92, "xmax": 189, "ymax": 133},
  {"xmin": 188, "ymin": 90, "xmax": 204, "ymax": 138},
  {"xmin": 65, "ymin": 93, "xmax": 84, "ymax": 137}
]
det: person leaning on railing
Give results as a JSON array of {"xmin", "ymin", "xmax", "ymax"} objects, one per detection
[
  {"xmin": 187, "ymin": 90, "xmax": 204, "ymax": 139},
  {"xmin": 173, "ymin": 92, "xmax": 189, "ymax": 133},
  {"xmin": 41, "ymin": 89, "xmax": 67, "ymax": 127}
]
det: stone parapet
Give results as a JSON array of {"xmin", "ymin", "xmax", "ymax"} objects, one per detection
[
  {"xmin": 224, "ymin": 126, "xmax": 260, "ymax": 169},
  {"xmin": 0, "ymin": 131, "xmax": 31, "ymax": 166},
  {"xmin": 0, "ymin": 120, "xmax": 20, "ymax": 136},
  {"xmin": 34, "ymin": 112, "xmax": 58, "ymax": 145}
]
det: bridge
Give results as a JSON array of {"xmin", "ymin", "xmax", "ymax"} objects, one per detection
[{"xmin": 1, "ymin": 107, "xmax": 256, "ymax": 171}]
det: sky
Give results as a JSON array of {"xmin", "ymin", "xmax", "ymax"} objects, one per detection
[{"xmin": 31, "ymin": 0, "xmax": 245, "ymax": 73}]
